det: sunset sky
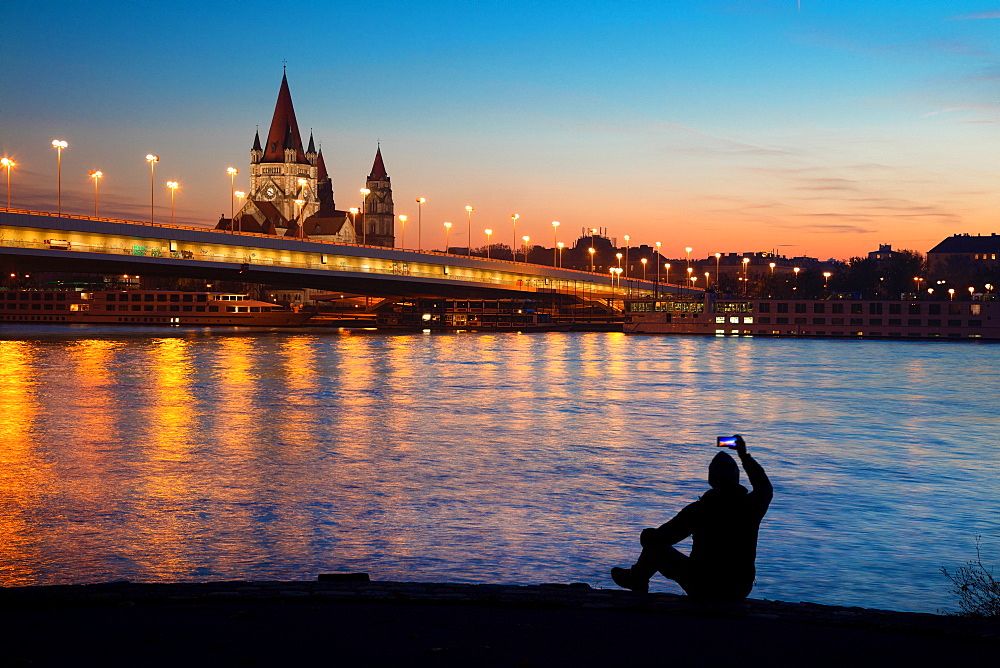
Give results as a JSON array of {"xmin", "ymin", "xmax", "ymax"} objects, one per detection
[{"xmin": 1, "ymin": 1, "xmax": 996, "ymax": 261}]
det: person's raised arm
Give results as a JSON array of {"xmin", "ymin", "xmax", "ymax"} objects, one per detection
[{"xmin": 734, "ymin": 434, "xmax": 772, "ymax": 499}]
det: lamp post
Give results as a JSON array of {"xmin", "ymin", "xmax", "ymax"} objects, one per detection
[
  {"xmin": 913, "ymin": 276, "xmax": 923, "ymax": 293},
  {"xmin": 623, "ymin": 235, "xmax": 631, "ymax": 284},
  {"xmin": 741, "ymin": 257, "xmax": 750, "ymax": 296},
  {"xmin": 588, "ymin": 246, "xmax": 595, "ymax": 272},
  {"xmin": 793, "ymin": 266, "xmax": 801, "ymax": 292},
  {"xmin": 294, "ymin": 198, "xmax": 305, "ymax": 237},
  {"xmin": 641, "ymin": 257, "xmax": 648, "ymax": 281},
  {"xmin": 1, "ymin": 157, "xmax": 15, "ymax": 208},
  {"xmin": 227, "ymin": 167, "xmax": 238, "ymax": 225},
  {"xmin": 359, "ymin": 188, "xmax": 371, "ymax": 244},
  {"xmin": 823, "ymin": 271, "xmax": 832, "ymax": 293},
  {"xmin": 704, "ymin": 271, "xmax": 710, "ymax": 288},
  {"xmin": 769, "ymin": 262, "xmax": 776, "ymax": 275},
  {"xmin": 145, "ymin": 154, "xmax": 159, "ymax": 223},
  {"xmin": 485, "ymin": 228, "xmax": 493, "ymax": 259},
  {"xmin": 687, "ymin": 266, "xmax": 694, "ymax": 287},
  {"xmin": 948, "ymin": 288, "xmax": 955, "ymax": 301},
  {"xmin": 349, "ymin": 207, "xmax": 359, "ymax": 241},
  {"xmin": 665, "ymin": 263, "xmax": 671, "ymax": 286},
  {"xmin": 511, "ymin": 213, "xmax": 519, "ymax": 260},
  {"xmin": 416, "ymin": 197, "xmax": 426, "ymax": 251},
  {"xmin": 557, "ymin": 242, "xmax": 564, "ymax": 267},
  {"xmin": 685, "ymin": 246, "xmax": 692, "ymax": 277},
  {"xmin": 234, "ymin": 191, "xmax": 245, "ymax": 224},
  {"xmin": 443, "ymin": 221, "xmax": 452, "ymax": 252},
  {"xmin": 616, "ymin": 252, "xmax": 622, "ymax": 269},
  {"xmin": 166, "ymin": 181, "xmax": 178, "ymax": 224},
  {"xmin": 52, "ymin": 140, "xmax": 68, "ymax": 215},
  {"xmin": 398, "ymin": 215, "xmax": 407, "ymax": 248},
  {"xmin": 551, "ymin": 221, "xmax": 560, "ymax": 265},
  {"xmin": 714, "ymin": 253, "xmax": 721, "ymax": 285},
  {"xmin": 655, "ymin": 241, "xmax": 662, "ymax": 296},
  {"xmin": 90, "ymin": 170, "xmax": 103, "ymax": 217},
  {"xmin": 522, "ymin": 236, "xmax": 530, "ymax": 263},
  {"xmin": 465, "ymin": 205, "xmax": 474, "ymax": 256}
]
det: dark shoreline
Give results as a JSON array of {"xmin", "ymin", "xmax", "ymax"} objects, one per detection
[{"xmin": 1, "ymin": 579, "xmax": 996, "ymax": 666}]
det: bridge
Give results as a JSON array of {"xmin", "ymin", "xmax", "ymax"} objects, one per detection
[{"xmin": 0, "ymin": 209, "xmax": 703, "ymax": 301}]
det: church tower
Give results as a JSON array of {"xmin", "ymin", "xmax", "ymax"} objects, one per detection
[
  {"xmin": 363, "ymin": 145, "xmax": 395, "ymax": 247},
  {"xmin": 247, "ymin": 71, "xmax": 319, "ymax": 230}
]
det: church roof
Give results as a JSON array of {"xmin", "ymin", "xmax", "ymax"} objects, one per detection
[
  {"xmin": 252, "ymin": 129, "xmax": 262, "ymax": 152},
  {"xmin": 263, "ymin": 72, "xmax": 308, "ymax": 164},
  {"xmin": 369, "ymin": 146, "xmax": 389, "ymax": 181},
  {"xmin": 307, "ymin": 132, "xmax": 316, "ymax": 154},
  {"xmin": 305, "ymin": 211, "xmax": 351, "ymax": 237},
  {"xmin": 317, "ymin": 149, "xmax": 328, "ymax": 181}
]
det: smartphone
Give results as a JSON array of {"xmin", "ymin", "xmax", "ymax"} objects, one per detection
[{"xmin": 717, "ymin": 436, "xmax": 737, "ymax": 448}]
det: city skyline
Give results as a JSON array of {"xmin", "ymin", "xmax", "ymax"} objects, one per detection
[{"xmin": 1, "ymin": 1, "xmax": 996, "ymax": 261}]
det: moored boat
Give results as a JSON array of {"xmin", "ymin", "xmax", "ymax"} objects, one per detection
[{"xmin": 0, "ymin": 290, "xmax": 314, "ymax": 326}]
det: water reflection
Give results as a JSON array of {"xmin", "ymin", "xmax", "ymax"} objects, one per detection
[{"xmin": 0, "ymin": 328, "xmax": 997, "ymax": 613}]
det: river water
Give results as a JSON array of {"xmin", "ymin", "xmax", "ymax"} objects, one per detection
[{"xmin": 0, "ymin": 326, "xmax": 996, "ymax": 613}]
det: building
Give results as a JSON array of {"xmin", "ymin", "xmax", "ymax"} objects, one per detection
[
  {"xmin": 217, "ymin": 72, "xmax": 394, "ymax": 246},
  {"xmin": 927, "ymin": 233, "xmax": 1000, "ymax": 276}
]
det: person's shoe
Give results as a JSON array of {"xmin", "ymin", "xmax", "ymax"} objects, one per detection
[{"xmin": 611, "ymin": 567, "xmax": 649, "ymax": 593}]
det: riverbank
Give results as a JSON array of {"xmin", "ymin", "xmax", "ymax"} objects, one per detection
[{"xmin": 0, "ymin": 579, "xmax": 995, "ymax": 666}]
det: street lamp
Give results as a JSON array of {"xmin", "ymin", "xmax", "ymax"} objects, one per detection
[
  {"xmin": 715, "ymin": 252, "xmax": 721, "ymax": 280},
  {"xmin": 359, "ymin": 188, "xmax": 371, "ymax": 244},
  {"xmin": 294, "ymin": 198, "xmax": 305, "ymax": 237},
  {"xmin": 624, "ymin": 234, "xmax": 631, "ymax": 282},
  {"xmin": 398, "ymin": 214, "xmax": 408, "ymax": 248},
  {"xmin": 166, "ymin": 181, "xmax": 179, "ymax": 224},
  {"xmin": 227, "ymin": 167, "xmax": 238, "ymax": 224},
  {"xmin": 485, "ymin": 228, "xmax": 493, "ymax": 258},
  {"xmin": 769, "ymin": 262, "xmax": 776, "ymax": 275},
  {"xmin": 616, "ymin": 252, "xmax": 623, "ymax": 268},
  {"xmin": 465, "ymin": 205, "xmax": 474, "ymax": 256},
  {"xmin": 685, "ymin": 246, "xmax": 692, "ymax": 277},
  {"xmin": 687, "ymin": 266, "xmax": 694, "ymax": 287},
  {"xmin": 823, "ymin": 271, "xmax": 832, "ymax": 291},
  {"xmin": 145, "ymin": 154, "xmax": 159, "ymax": 223},
  {"xmin": 741, "ymin": 257, "xmax": 750, "ymax": 295},
  {"xmin": 589, "ymin": 246, "xmax": 595, "ymax": 272},
  {"xmin": 557, "ymin": 242, "xmax": 564, "ymax": 267},
  {"xmin": 443, "ymin": 221, "xmax": 452, "ymax": 251},
  {"xmin": 522, "ymin": 235, "xmax": 530, "ymax": 263},
  {"xmin": 90, "ymin": 170, "xmax": 103, "ymax": 217},
  {"xmin": 793, "ymin": 266, "xmax": 801, "ymax": 291},
  {"xmin": 551, "ymin": 221, "xmax": 560, "ymax": 265},
  {"xmin": 665, "ymin": 263, "xmax": 671, "ymax": 286},
  {"xmin": 349, "ymin": 207, "xmax": 359, "ymax": 241},
  {"xmin": 655, "ymin": 241, "xmax": 662, "ymax": 296},
  {"xmin": 52, "ymin": 140, "xmax": 68, "ymax": 215},
  {"xmin": 641, "ymin": 257, "xmax": 648, "ymax": 281},
  {"xmin": 705, "ymin": 271, "xmax": 710, "ymax": 288},
  {"xmin": 1, "ymin": 157, "xmax": 15, "ymax": 208},
  {"xmin": 235, "ymin": 191, "xmax": 245, "ymax": 222},
  {"xmin": 416, "ymin": 197, "xmax": 426, "ymax": 251},
  {"xmin": 511, "ymin": 213, "xmax": 519, "ymax": 260},
  {"xmin": 948, "ymin": 288, "xmax": 955, "ymax": 301}
]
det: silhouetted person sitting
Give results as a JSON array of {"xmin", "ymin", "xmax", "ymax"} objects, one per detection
[{"xmin": 611, "ymin": 435, "xmax": 772, "ymax": 602}]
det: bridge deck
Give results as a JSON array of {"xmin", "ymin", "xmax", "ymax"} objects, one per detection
[{"xmin": 1, "ymin": 209, "xmax": 703, "ymax": 299}]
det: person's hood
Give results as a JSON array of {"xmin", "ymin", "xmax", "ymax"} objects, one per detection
[{"xmin": 708, "ymin": 451, "xmax": 740, "ymax": 489}]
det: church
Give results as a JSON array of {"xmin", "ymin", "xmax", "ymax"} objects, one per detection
[{"xmin": 217, "ymin": 72, "xmax": 394, "ymax": 247}]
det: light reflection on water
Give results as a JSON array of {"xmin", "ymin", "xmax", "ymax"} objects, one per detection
[{"xmin": 0, "ymin": 326, "xmax": 997, "ymax": 613}]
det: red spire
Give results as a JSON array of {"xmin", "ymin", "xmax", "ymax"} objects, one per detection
[
  {"xmin": 317, "ymin": 149, "xmax": 328, "ymax": 181},
  {"xmin": 263, "ymin": 72, "xmax": 307, "ymax": 164},
  {"xmin": 368, "ymin": 145, "xmax": 388, "ymax": 180}
]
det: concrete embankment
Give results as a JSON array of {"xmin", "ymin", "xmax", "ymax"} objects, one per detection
[{"xmin": 1, "ymin": 579, "xmax": 996, "ymax": 666}]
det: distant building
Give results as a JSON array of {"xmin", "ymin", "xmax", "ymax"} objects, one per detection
[
  {"xmin": 217, "ymin": 71, "xmax": 394, "ymax": 246},
  {"xmin": 927, "ymin": 233, "xmax": 1000, "ymax": 275},
  {"xmin": 868, "ymin": 244, "xmax": 900, "ymax": 263}
]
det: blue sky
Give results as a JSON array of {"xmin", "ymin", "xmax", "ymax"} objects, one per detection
[{"xmin": 1, "ymin": 1, "xmax": 996, "ymax": 259}]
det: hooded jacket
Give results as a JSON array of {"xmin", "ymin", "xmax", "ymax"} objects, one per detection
[{"xmin": 650, "ymin": 451, "xmax": 773, "ymax": 600}]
